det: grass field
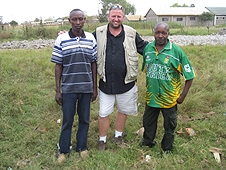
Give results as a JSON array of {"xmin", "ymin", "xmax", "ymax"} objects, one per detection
[{"xmin": 0, "ymin": 45, "xmax": 226, "ymax": 170}]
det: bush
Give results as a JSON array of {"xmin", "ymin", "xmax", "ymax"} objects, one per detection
[
  {"xmin": 0, "ymin": 31, "xmax": 14, "ymax": 39},
  {"xmin": 20, "ymin": 25, "xmax": 67, "ymax": 40}
]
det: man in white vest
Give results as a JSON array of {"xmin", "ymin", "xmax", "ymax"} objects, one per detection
[{"xmin": 93, "ymin": 4, "xmax": 148, "ymax": 151}]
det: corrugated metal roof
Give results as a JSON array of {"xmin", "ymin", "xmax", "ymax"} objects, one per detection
[
  {"xmin": 149, "ymin": 7, "xmax": 209, "ymax": 16},
  {"xmin": 205, "ymin": 7, "xmax": 226, "ymax": 15},
  {"xmin": 125, "ymin": 15, "xmax": 144, "ymax": 21}
]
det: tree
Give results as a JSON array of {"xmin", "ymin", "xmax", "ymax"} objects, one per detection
[
  {"xmin": 9, "ymin": 20, "xmax": 18, "ymax": 27},
  {"xmin": 34, "ymin": 18, "xmax": 40, "ymax": 22},
  {"xmin": 0, "ymin": 16, "xmax": 2, "ymax": 24},
  {"xmin": 171, "ymin": 3, "xmax": 188, "ymax": 7},
  {"xmin": 199, "ymin": 12, "xmax": 214, "ymax": 32},
  {"xmin": 98, "ymin": 0, "xmax": 135, "ymax": 22},
  {"xmin": 45, "ymin": 17, "xmax": 54, "ymax": 21},
  {"xmin": 199, "ymin": 12, "xmax": 214, "ymax": 22},
  {"xmin": 171, "ymin": 3, "xmax": 181, "ymax": 7}
]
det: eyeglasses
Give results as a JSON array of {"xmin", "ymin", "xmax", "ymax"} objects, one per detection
[{"xmin": 109, "ymin": 4, "xmax": 123, "ymax": 10}]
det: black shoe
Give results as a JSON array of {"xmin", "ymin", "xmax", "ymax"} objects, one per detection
[
  {"xmin": 112, "ymin": 136, "xmax": 128, "ymax": 148},
  {"xmin": 164, "ymin": 150, "xmax": 172, "ymax": 154},
  {"xmin": 141, "ymin": 139, "xmax": 156, "ymax": 148},
  {"xmin": 113, "ymin": 136, "xmax": 124, "ymax": 144},
  {"xmin": 112, "ymin": 132, "xmax": 127, "ymax": 144},
  {"xmin": 98, "ymin": 141, "xmax": 107, "ymax": 151}
]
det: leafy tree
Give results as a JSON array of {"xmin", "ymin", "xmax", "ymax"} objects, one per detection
[
  {"xmin": 98, "ymin": 0, "xmax": 135, "ymax": 22},
  {"xmin": 45, "ymin": 17, "xmax": 54, "ymax": 21},
  {"xmin": 171, "ymin": 3, "xmax": 188, "ymax": 7},
  {"xmin": 182, "ymin": 3, "xmax": 188, "ymax": 7},
  {"xmin": 171, "ymin": 3, "xmax": 181, "ymax": 7},
  {"xmin": 199, "ymin": 12, "xmax": 214, "ymax": 22},
  {"xmin": 199, "ymin": 12, "xmax": 214, "ymax": 32},
  {"xmin": 9, "ymin": 20, "xmax": 18, "ymax": 27},
  {"xmin": 34, "ymin": 18, "xmax": 40, "ymax": 22},
  {"xmin": 171, "ymin": 3, "xmax": 194, "ymax": 7}
]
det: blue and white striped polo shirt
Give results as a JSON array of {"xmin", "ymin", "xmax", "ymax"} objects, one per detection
[{"xmin": 51, "ymin": 29, "xmax": 97, "ymax": 93}]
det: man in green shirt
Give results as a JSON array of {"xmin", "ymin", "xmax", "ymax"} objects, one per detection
[{"xmin": 142, "ymin": 22, "xmax": 195, "ymax": 153}]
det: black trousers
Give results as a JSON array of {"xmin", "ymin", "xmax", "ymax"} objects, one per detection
[{"xmin": 143, "ymin": 104, "xmax": 177, "ymax": 151}]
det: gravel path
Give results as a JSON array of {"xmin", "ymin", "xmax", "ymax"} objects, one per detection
[{"xmin": 0, "ymin": 35, "xmax": 226, "ymax": 49}]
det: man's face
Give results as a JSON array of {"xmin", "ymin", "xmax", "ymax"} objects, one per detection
[
  {"xmin": 69, "ymin": 11, "xmax": 85, "ymax": 31},
  {"xmin": 108, "ymin": 9, "xmax": 124, "ymax": 29},
  {"xmin": 154, "ymin": 25, "xmax": 169, "ymax": 46}
]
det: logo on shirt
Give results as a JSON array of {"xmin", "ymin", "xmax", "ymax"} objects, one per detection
[
  {"xmin": 146, "ymin": 63, "xmax": 171, "ymax": 81},
  {"xmin": 184, "ymin": 64, "xmax": 191, "ymax": 72},
  {"xmin": 164, "ymin": 56, "xmax": 170, "ymax": 64},
  {"xmin": 146, "ymin": 56, "xmax": 151, "ymax": 62}
]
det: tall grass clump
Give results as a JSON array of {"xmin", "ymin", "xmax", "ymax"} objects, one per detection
[
  {"xmin": 0, "ymin": 44, "xmax": 226, "ymax": 170},
  {"xmin": 0, "ymin": 30, "xmax": 14, "ymax": 40}
]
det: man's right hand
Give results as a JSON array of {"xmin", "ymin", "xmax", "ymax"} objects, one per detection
[
  {"xmin": 58, "ymin": 30, "xmax": 67, "ymax": 35},
  {"xmin": 55, "ymin": 92, "xmax": 62, "ymax": 106}
]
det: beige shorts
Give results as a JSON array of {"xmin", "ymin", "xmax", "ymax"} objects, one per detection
[{"xmin": 99, "ymin": 84, "xmax": 138, "ymax": 117}]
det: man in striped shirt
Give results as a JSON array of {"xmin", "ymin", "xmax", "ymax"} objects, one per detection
[{"xmin": 51, "ymin": 9, "xmax": 97, "ymax": 163}]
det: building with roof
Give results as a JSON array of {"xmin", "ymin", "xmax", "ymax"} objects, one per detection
[
  {"xmin": 123, "ymin": 15, "xmax": 145, "ymax": 22},
  {"xmin": 144, "ymin": 7, "xmax": 212, "ymax": 26},
  {"xmin": 205, "ymin": 7, "xmax": 226, "ymax": 25}
]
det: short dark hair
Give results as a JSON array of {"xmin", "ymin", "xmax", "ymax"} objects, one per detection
[
  {"xmin": 154, "ymin": 22, "xmax": 170, "ymax": 32},
  {"xmin": 69, "ymin": 9, "xmax": 84, "ymax": 16}
]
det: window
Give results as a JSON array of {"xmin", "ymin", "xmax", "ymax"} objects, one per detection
[
  {"xmin": 162, "ymin": 18, "xmax": 169, "ymax": 21},
  {"xmin": 190, "ymin": 17, "xmax": 195, "ymax": 20},
  {"xmin": 177, "ymin": 18, "xmax": 183, "ymax": 21}
]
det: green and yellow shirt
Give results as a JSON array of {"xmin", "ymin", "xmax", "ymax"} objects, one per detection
[{"xmin": 142, "ymin": 39, "xmax": 195, "ymax": 108}]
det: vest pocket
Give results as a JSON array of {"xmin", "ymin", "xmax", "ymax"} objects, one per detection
[
  {"xmin": 127, "ymin": 54, "xmax": 138, "ymax": 78},
  {"xmin": 96, "ymin": 53, "xmax": 105, "ymax": 77}
]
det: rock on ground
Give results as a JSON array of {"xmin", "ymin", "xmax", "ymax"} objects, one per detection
[{"xmin": 1, "ymin": 34, "xmax": 226, "ymax": 49}]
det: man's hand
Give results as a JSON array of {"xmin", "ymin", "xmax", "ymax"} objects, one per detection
[
  {"xmin": 177, "ymin": 95, "xmax": 185, "ymax": 104},
  {"xmin": 91, "ymin": 90, "xmax": 98, "ymax": 102},
  {"xmin": 58, "ymin": 30, "xmax": 67, "ymax": 35},
  {"xmin": 55, "ymin": 92, "xmax": 62, "ymax": 105},
  {"xmin": 177, "ymin": 79, "xmax": 193, "ymax": 104}
]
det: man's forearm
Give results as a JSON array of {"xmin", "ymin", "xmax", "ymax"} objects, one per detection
[{"xmin": 55, "ymin": 64, "xmax": 62, "ymax": 92}]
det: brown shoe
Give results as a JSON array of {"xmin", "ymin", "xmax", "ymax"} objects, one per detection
[
  {"xmin": 98, "ymin": 141, "xmax": 107, "ymax": 151},
  {"xmin": 80, "ymin": 150, "xmax": 89, "ymax": 159},
  {"xmin": 57, "ymin": 153, "xmax": 66, "ymax": 163}
]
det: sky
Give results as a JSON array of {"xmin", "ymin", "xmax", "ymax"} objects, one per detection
[{"xmin": 1, "ymin": 0, "xmax": 226, "ymax": 24}]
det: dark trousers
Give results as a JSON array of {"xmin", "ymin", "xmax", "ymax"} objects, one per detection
[
  {"xmin": 143, "ymin": 104, "xmax": 177, "ymax": 151},
  {"xmin": 59, "ymin": 93, "xmax": 91, "ymax": 153}
]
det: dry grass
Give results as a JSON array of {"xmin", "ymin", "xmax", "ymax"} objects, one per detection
[{"xmin": 0, "ymin": 45, "xmax": 226, "ymax": 170}]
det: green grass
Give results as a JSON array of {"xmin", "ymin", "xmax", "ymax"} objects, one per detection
[
  {"xmin": 0, "ymin": 22, "xmax": 225, "ymax": 42},
  {"xmin": 136, "ymin": 26, "xmax": 220, "ymax": 36},
  {"xmin": 0, "ymin": 45, "xmax": 226, "ymax": 170}
]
